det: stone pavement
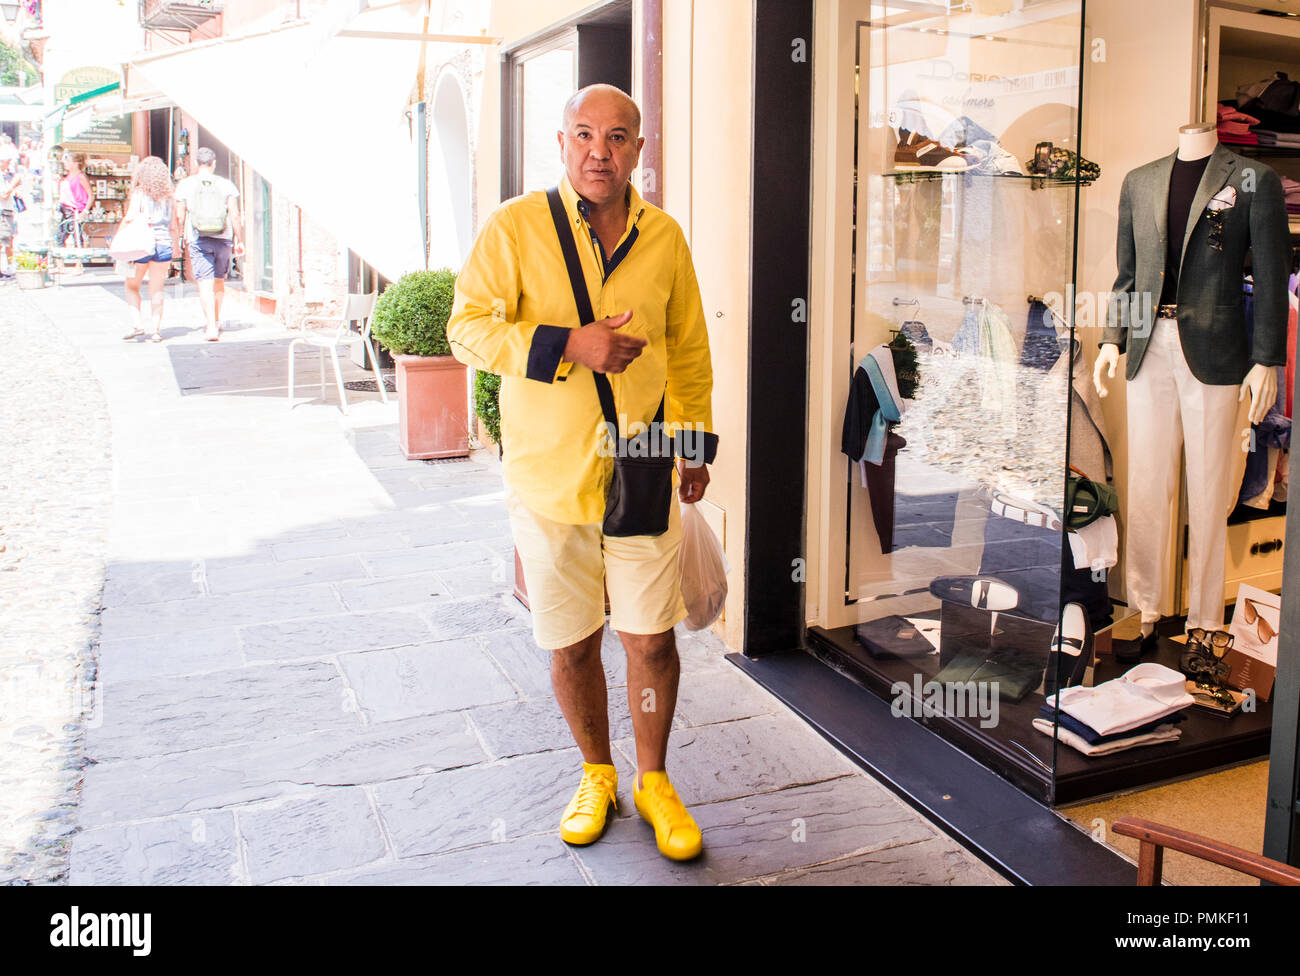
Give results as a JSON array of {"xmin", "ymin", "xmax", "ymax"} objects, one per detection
[{"xmin": 12, "ymin": 274, "xmax": 1006, "ymax": 885}]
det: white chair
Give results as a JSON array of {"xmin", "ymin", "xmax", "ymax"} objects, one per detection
[{"xmin": 287, "ymin": 292, "xmax": 388, "ymax": 415}]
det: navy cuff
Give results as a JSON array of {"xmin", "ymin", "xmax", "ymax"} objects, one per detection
[
  {"xmin": 673, "ymin": 430, "xmax": 719, "ymax": 465},
  {"xmin": 526, "ymin": 324, "xmax": 571, "ymax": 383}
]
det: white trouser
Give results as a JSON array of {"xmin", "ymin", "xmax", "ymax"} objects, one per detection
[{"xmin": 1125, "ymin": 319, "xmax": 1241, "ymax": 631}]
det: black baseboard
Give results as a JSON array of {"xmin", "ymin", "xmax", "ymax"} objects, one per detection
[{"xmin": 727, "ymin": 648, "xmax": 1136, "ymax": 886}]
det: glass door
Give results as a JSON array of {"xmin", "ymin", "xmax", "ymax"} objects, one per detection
[{"xmin": 809, "ymin": 0, "xmax": 1089, "ymax": 800}]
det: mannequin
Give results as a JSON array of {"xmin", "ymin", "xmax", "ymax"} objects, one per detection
[{"xmin": 1094, "ymin": 123, "xmax": 1288, "ymax": 652}]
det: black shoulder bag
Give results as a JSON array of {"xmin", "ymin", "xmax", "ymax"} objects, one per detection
[{"xmin": 545, "ymin": 187, "xmax": 674, "ymax": 538}]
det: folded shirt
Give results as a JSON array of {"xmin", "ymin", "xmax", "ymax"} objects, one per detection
[
  {"xmin": 1254, "ymin": 130, "xmax": 1300, "ymax": 145},
  {"xmin": 1032, "ymin": 718, "xmax": 1181, "ymax": 757},
  {"xmin": 1044, "ymin": 663, "xmax": 1193, "ymax": 736},
  {"xmin": 1038, "ymin": 703, "xmax": 1186, "ymax": 745},
  {"xmin": 1218, "ymin": 102, "xmax": 1261, "ymax": 129},
  {"xmin": 1068, "ymin": 514, "xmax": 1118, "ymax": 573}
]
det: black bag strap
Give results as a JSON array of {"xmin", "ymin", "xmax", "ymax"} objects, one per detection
[{"xmin": 545, "ymin": 186, "xmax": 664, "ymax": 435}]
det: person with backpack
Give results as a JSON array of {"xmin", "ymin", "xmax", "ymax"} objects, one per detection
[{"xmin": 175, "ymin": 147, "xmax": 244, "ymax": 341}]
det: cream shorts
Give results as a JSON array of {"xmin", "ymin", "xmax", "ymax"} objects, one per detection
[{"xmin": 505, "ymin": 483, "xmax": 687, "ymax": 650}]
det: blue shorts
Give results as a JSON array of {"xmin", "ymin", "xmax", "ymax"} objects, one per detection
[
  {"xmin": 134, "ymin": 245, "xmax": 174, "ymax": 265},
  {"xmin": 188, "ymin": 237, "xmax": 232, "ymax": 280}
]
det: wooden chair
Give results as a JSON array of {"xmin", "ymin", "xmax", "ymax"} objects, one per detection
[{"xmin": 1112, "ymin": 816, "xmax": 1300, "ymax": 886}]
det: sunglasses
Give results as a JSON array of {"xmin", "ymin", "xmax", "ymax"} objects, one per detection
[
  {"xmin": 1189, "ymin": 681, "xmax": 1238, "ymax": 710},
  {"xmin": 1206, "ymin": 208, "xmax": 1225, "ymax": 251},
  {"xmin": 1187, "ymin": 628, "xmax": 1233, "ymax": 659},
  {"xmin": 1241, "ymin": 599, "xmax": 1277, "ymax": 645}
]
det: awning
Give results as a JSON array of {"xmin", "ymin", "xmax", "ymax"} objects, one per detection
[
  {"xmin": 123, "ymin": 0, "xmax": 497, "ymax": 282},
  {"xmin": 0, "ymin": 95, "xmax": 43, "ymax": 123},
  {"xmin": 42, "ymin": 80, "xmax": 123, "ymax": 138}
]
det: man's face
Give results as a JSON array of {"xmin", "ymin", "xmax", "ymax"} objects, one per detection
[{"xmin": 558, "ymin": 91, "xmax": 644, "ymax": 208}]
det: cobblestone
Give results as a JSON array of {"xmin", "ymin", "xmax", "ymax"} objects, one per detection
[{"xmin": 0, "ymin": 282, "xmax": 112, "ymax": 884}]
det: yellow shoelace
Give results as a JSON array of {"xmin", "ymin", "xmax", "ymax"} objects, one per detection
[{"xmin": 573, "ymin": 773, "xmax": 614, "ymax": 815}]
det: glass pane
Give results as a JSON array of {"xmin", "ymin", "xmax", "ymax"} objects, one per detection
[
  {"xmin": 841, "ymin": 0, "xmax": 1086, "ymax": 798},
  {"xmin": 521, "ymin": 46, "xmax": 577, "ymax": 193}
]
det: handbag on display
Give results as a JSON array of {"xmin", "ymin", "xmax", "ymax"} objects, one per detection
[
  {"xmin": 1065, "ymin": 465, "xmax": 1118, "ymax": 530},
  {"xmin": 545, "ymin": 186, "xmax": 675, "ymax": 538}
]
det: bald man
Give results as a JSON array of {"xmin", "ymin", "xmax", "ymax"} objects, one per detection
[{"xmin": 447, "ymin": 85, "xmax": 718, "ymax": 861}]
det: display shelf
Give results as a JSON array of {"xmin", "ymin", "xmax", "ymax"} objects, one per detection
[
  {"xmin": 885, "ymin": 169, "xmax": 1094, "ymax": 188},
  {"xmin": 1228, "ymin": 144, "xmax": 1300, "ymax": 159}
]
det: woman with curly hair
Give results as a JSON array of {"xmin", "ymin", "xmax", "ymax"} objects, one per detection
[{"xmin": 121, "ymin": 156, "xmax": 181, "ymax": 342}]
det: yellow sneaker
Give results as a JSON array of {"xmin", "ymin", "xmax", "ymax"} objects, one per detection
[
  {"xmin": 633, "ymin": 770, "xmax": 703, "ymax": 861},
  {"xmin": 559, "ymin": 761, "xmax": 618, "ymax": 846}
]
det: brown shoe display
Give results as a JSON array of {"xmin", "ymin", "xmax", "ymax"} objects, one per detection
[{"xmin": 893, "ymin": 128, "xmax": 972, "ymax": 172}]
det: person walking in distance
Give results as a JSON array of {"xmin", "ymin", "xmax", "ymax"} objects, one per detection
[
  {"xmin": 120, "ymin": 157, "xmax": 182, "ymax": 343},
  {"xmin": 175, "ymin": 147, "xmax": 244, "ymax": 341},
  {"xmin": 446, "ymin": 84, "xmax": 718, "ymax": 861},
  {"xmin": 55, "ymin": 150, "xmax": 91, "ymax": 277},
  {"xmin": 0, "ymin": 147, "xmax": 22, "ymax": 278}
]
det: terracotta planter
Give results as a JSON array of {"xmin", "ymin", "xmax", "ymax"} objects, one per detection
[
  {"xmin": 15, "ymin": 269, "xmax": 47, "ymax": 290},
  {"xmin": 394, "ymin": 353, "xmax": 470, "ymax": 459}
]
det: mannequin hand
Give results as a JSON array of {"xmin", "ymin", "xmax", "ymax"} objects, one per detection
[
  {"xmin": 1240, "ymin": 363, "xmax": 1278, "ymax": 426},
  {"xmin": 1093, "ymin": 343, "xmax": 1119, "ymax": 398}
]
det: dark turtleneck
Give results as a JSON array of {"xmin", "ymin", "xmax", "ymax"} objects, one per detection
[{"xmin": 1160, "ymin": 154, "xmax": 1212, "ymax": 306}]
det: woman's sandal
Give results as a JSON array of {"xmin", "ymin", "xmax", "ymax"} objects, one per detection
[
  {"xmin": 122, "ymin": 328, "xmax": 146, "ymax": 341},
  {"xmin": 150, "ymin": 331, "xmax": 163, "ymax": 343}
]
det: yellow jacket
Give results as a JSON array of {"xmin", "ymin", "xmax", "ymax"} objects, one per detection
[{"xmin": 447, "ymin": 174, "xmax": 717, "ymax": 525}]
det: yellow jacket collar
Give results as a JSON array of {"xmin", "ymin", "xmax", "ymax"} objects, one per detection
[{"xmin": 558, "ymin": 172, "xmax": 644, "ymax": 228}]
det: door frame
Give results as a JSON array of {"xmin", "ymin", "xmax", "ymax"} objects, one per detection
[{"xmin": 742, "ymin": 0, "xmax": 814, "ymax": 655}]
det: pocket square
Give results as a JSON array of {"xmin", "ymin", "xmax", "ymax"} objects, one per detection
[{"xmin": 1207, "ymin": 185, "xmax": 1237, "ymax": 212}]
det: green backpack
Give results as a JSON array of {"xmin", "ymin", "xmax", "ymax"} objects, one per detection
[{"xmin": 190, "ymin": 175, "xmax": 228, "ymax": 235}]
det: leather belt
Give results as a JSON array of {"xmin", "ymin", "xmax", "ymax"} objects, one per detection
[{"xmin": 1156, "ymin": 304, "xmax": 1178, "ymax": 319}]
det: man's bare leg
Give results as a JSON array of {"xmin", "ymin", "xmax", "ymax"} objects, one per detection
[
  {"xmin": 620, "ymin": 629, "xmax": 679, "ymax": 782},
  {"xmin": 213, "ymin": 278, "xmax": 226, "ymax": 326},
  {"xmin": 197, "ymin": 279, "xmax": 217, "ymax": 334},
  {"xmin": 551, "ymin": 628, "xmax": 613, "ymax": 765}
]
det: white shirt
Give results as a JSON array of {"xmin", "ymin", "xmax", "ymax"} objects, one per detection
[{"xmin": 1044, "ymin": 663, "xmax": 1193, "ymax": 736}]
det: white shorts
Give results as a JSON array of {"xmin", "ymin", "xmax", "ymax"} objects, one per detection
[{"xmin": 505, "ymin": 482, "xmax": 687, "ymax": 650}]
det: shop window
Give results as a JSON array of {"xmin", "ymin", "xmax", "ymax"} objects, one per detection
[{"xmin": 501, "ymin": 0, "xmax": 633, "ymax": 200}]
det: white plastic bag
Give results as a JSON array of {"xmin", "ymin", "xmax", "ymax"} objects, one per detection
[{"xmin": 679, "ymin": 501, "xmax": 729, "ymax": 631}]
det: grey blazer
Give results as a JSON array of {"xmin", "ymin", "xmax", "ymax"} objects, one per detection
[{"xmin": 1101, "ymin": 143, "xmax": 1290, "ymax": 385}]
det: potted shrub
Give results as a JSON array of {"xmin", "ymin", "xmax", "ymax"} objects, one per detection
[
  {"xmin": 369, "ymin": 268, "xmax": 469, "ymax": 459},
  {"xmin": 473, "ymin": 369, "xmax": 501, "ymax": 450},
  {"xmin": 14, "ymin": 252, "xmax": 48, "ymax": 290}
]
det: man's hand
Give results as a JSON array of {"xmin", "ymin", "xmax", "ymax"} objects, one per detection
[
  {"xmin": 233, "ymin": 240, "xmax": 246, "ymax": 259},
  {"xmin": 563, "ymin": 310, "xmax": 646, "ymax": 373},
  {"xmin": 678, "ymin": 458, "xmax": 709, "ymax": 503}
]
